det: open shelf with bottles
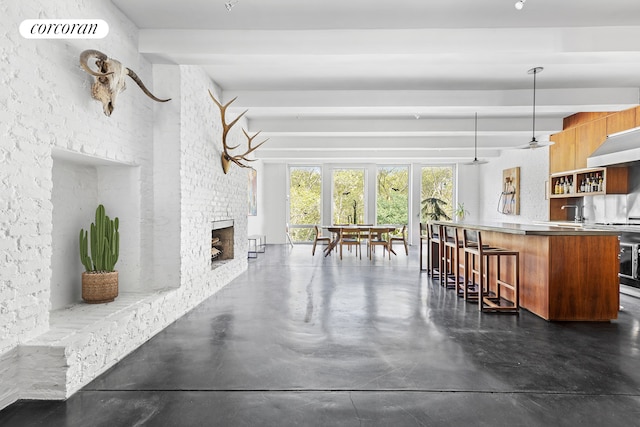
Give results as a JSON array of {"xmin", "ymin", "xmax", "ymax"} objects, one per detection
[{"xmin": 549, "ymin": 166, "xmax": 628, "ymax": 199}]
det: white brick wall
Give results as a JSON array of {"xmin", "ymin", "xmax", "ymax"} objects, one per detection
[
  {"xmin": 474, "ymin": 146, "xmax": 550, "ymax": 222},
  {"xmin": 1, "ymin": 0, "xmax": 248, "ymax": 409}
]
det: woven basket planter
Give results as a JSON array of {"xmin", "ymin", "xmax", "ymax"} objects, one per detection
[{"xmin": 82, "ymin": 271, "xmax": 118, "ymax": 304}]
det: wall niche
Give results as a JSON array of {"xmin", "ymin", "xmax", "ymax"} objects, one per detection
[{"xmin": 51, "ymin": 148, "xmax": 140, "ymax": 310}]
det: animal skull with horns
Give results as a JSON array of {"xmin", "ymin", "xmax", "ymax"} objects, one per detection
[{"xmin": 80, "ymin": 49, "xmax": 171, "ymax": 116}]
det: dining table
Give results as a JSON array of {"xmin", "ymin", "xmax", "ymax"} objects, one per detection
[{"xmin": 321, "ymin": 225, "xmax": 397, "ymax": 257}]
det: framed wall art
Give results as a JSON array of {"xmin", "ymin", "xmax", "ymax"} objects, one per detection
[{"xmin": 248, "ymin": 169, "xmax": 257, "ymax": 216}]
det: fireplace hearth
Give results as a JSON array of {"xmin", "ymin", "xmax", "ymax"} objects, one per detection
[{"xmin": 212, "ymin": 220, "xmax": 234, "ymax": 266}]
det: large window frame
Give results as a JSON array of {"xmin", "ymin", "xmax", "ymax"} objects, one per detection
[
  {"xmin": 420, "ymin": 165, "xmax": 455, "ymax": 223},
  {"xmin": 331, "ymin": 167, "xmax": 367, "ymax": 225},
  {"xmin": 376, "ymin": 165, "xmax": 409, "ymax": 226},
  {"xmin": 286, "ymin": 163, "xmax": 456, "ymax": 243},
  {"xmin": 287, "ymin": 165, "xmax": 323, "ymax": 242}
]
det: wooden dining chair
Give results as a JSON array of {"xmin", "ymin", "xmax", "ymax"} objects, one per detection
[
  {"xmin": 312, "ymin": 225, "xmax": 331, "ymax": 255},
  {"xmin": 339, "ymin": 227, "xmax": 361, "ymax": 259},
  {"xmin": 356, "ymin": 223, "xmax": 373, "ymax": 254},
  {"xmin": 390, "ymin": 225, "xmax": 408, "ymax": 256},
  {"xmin": 368, "ymin": 227, "xmax": 391, "ymax": 259}
]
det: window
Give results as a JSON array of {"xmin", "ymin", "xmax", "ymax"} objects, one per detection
[
  {"xmin": 376, "ymin": 166, "xmax": 408, "ymax": 225},
  {"xmin": 332, "ymin": 168, "xmax": 366, "ymax": 224},
  {"xmin": 421, "ymin": 166, "xmax": 454, "ymax": 222},
  {"xmin": 288, "ymin": 166, "xmax": 322, "ymax": 242}
]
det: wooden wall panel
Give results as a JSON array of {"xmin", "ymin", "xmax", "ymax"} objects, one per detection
[
  {"xmin": 575, "ymin": 118, "xmax": 606, "ymax": 169},
  {"xmin": 606, "ymin": 107, "xmax": 637, "ymax": 135},
  {"xmin": 563, "ymin": 112, "xmax": 611, "ymax": 130},
  {"xmin": 549, "ymin": 128, "xmax": 576, "ymax": 174}
]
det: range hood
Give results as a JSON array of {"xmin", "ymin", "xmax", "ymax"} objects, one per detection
[{"xmin": 587, "ymin": 126, "xmax": 640, "ymax": 167}]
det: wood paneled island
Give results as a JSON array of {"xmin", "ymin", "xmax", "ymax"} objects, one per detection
[{"xmin": 434, "ymin": 221, "xmax": 620, "ymax": 321}]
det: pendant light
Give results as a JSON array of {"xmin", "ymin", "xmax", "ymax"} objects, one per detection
[
  {"xmin": 520, "ymin": 66, "xmax": 553, "ymax": 149},
  {"xmin": 464, "ymin": 112, "xmax": 488, "ymax": 165}
]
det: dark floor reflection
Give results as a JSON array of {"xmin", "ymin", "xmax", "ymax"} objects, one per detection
[{"xmin": 2, "ymin": 244, "xmax": 640, "ymax": 426}]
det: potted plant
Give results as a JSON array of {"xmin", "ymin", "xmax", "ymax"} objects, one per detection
[
  {"xmin": 455, "ymin": 202, "xmax": 469, "ymax": 220},
  {"xmin": 79, "ymin": 204, "xmax": 120, "ymax": 303}
]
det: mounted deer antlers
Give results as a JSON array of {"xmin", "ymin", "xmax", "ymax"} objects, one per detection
[{"xmin": 208, "ymin": 90, "xmax": 268, "ymax": 174}]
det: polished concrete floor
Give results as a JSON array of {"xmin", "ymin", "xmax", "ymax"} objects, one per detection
[{"xmin": 2, "ymin": 244, "xmax": 640, "ymax": 426}]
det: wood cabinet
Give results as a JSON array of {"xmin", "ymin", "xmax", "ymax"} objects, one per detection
[
  {"xmin": 607, "ymin": 107, "xmax": 636, "ymax": 135},
  {"xmin": 549, "ymin": 167, "xmax": 628, "ymax": 198},
  {"xmin": 550, "ymin": 106, "xmax": 639, "ymax": 176},
  {"xmin": 575, "ymin": 118, "xmax": 606, "ymax": 169},
  {"xmin": 549, "ymin": 128, "xmax": 576, "ymax": 174}
]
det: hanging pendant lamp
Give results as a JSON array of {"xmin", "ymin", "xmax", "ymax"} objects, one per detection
[
  {"xmin": 520, "ymin": 66, "xmax": 553, "ymax": 149},
  {"xmin": 464, "ymin": 112, "xmax": 488, "ymax": 165}
]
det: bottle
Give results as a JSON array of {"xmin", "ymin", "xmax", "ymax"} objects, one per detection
[
  {"xmin": 579, "ymin": 179, "xmax": 584, "ymax": 193},
  {"xmin": 598, "ymin": 174, "xmax": 603, "ymax": 192},
  {"xmin": 554, "ymin": 180, "xmax": 559, "ymax": 195}
]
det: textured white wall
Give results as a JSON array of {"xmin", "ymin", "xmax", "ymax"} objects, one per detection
[
  {"xmin": 1, "ymin": 0, "xmax": 249, "ymax": 409},
  {"xmin": 51, "ymin": 160, "xmax": 99, "ymax": 309},
  {"xmin": 178, "ymin": 65, "xmax": 249, "ymax": 291},
  {"xmin": 476, "ymin": 147, "xmax": 550, "ymax": 222},
  {"xmin": 1, "ymin": 0, "xmax": 152, "ymax": 358},
  {"xmin": 263, "ymin": 163, "xmax": 288, "ymax": 244}
]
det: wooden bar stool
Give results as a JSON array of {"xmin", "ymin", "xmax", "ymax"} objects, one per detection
[
  {"xmin": 443, "ymin": 226, "xmax": 464, "ymax": 290},
  {"xmin": 427, "ymin": 223, "xmax": 443, "ymax": 281},
  {"xmin": 462, "ymin": 229, "xmax": 519, "ymax": 313},
  {"xmin": 419, "ymin": 223, "xmax": 429, "ymax": 271}
]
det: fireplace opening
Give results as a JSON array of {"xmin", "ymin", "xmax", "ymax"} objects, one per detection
[{"xmin": 212, "ymin": 220, "xmax": 234, "ymax": 267}]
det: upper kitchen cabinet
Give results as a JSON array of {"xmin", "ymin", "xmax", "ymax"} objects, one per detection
[
  {"xmin": 549, "ymin": 128, "xmax": 576, "ymax": 174},
  {"xmin": 607, "ymin": 107, "xmax": 636, "ymax": 135},
  {"xmin": 549, "ymin": 106, "xmax": 639, "ymax": 175},
  {"xmin": 575, "ymin": 118, "xmax": 606, "ymax": 169}
]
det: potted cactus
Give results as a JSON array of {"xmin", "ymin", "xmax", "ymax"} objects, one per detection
[{"xmin": 79, "ymin": 204, "xmax": 120, "ymax": 303}]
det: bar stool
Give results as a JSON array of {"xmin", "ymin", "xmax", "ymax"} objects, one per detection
[
  {"xmin": 419, "ymin": 223, "xmax": 429, "ymax": 271},
  {"xmin": 442, "ymin": 226, "xmax": 464, "ymax": 290},
  {"xmin": 427, "ymin": 223, "xmax": 443, "ymax": 280},
  {"xmin": 462, "ymin": 229, "xmax": 519, "ymax": 313}
]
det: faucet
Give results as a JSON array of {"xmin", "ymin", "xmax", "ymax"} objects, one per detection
[{"xmin": 561, "ymin": 204, "xmax": 583, "ymax": 222}]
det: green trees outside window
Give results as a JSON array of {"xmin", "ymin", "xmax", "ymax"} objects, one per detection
[
  {"xmin": 332, "ymin": 169, "xmax": 365, "ymax": 225},
  {"xmin": 377, "ymin": 166, "xmax": 408, "ymax": 226},
  {"xmin": 288, "ymin": 165, "xmax": 455, "ymax": 242},
  {"xmin": 289, "ymin": 166, "xmax": 322, "ymax": 242},
  {"xmin": 421, "ymin": 166, "xmax": 454, "ymax": 222}
]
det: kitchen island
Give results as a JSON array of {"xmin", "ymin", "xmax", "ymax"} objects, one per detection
[{"xmin": 433, "ymin": 221, "xmax": 620, "ymax": 321}]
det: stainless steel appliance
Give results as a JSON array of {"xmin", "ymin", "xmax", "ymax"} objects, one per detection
[
  {"xmin": 595, "ymin": 217, "xmax": 640, "ymax": 289},
  {"xmin": 619, "ymin": 242, "xmax": 638, "ymax": 281}
]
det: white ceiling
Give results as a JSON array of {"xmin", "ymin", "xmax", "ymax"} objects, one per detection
[{"xmin": 112, "ymin": 0, "xmax": 640, "ymax": 163}]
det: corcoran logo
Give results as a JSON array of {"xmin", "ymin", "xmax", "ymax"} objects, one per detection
[{"xmin": 20, "ymin": 19, "xmax": 109, "ymax": 39}]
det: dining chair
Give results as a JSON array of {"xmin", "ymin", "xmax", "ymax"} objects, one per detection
[
  {"xmin": 368, "ymin": 227, "xmax": 391, "ymax": 259},
  {"xmin": 390, "ymin": 224, "xmax": 408, "ymax": 256},
  {"xmin": 339, "ymin": 227, "xmax": 361, "ymax": 259},
  {"xmin": 285, "ymin": 223, "xmax": 294, "ymax": 247},
  {"xmin": 356, "ymin": 223, "xmax": 373, "ymax": 254},
  {"xmin": 312, "ymin": 225, "xmax": 331, "ymax": 256}
]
